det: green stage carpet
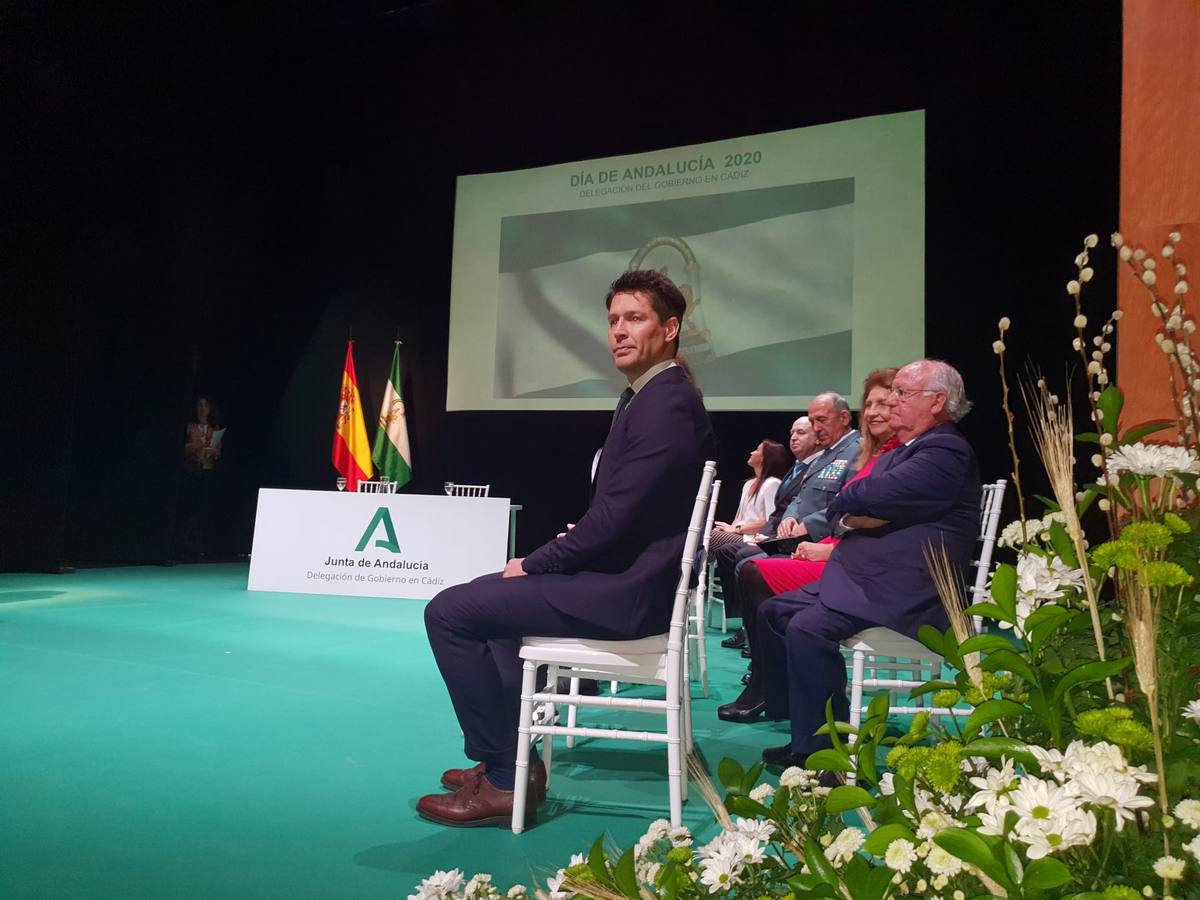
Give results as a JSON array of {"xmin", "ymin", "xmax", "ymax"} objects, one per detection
[{"xmin": 0, "ymin": 564, "xmax": 792, "ymax": 899}]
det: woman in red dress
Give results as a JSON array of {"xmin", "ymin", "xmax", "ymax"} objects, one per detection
[{"xmin": 752, "ymin": 372, "xmax": 899, "ymax": 593}]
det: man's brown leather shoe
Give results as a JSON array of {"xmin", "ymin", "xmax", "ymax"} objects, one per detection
[
  {"xmin": 440, "ymin": 761, "xmax": 547, "ymax": 802},
  {"xmin": 417, "ymin": 771, "xmax": 541, "ymax": 828}
]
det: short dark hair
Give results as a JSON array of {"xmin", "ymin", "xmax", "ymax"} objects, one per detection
[{"xmin": 604, "ymin": 269, "xmax": 688, "ymax": 337}]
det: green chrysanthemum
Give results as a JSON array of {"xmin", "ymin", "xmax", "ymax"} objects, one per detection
[
  {"xmin": 1163, "ymin": 512, "xmax": 1192, "ymax": 534},
  {"xmin": 1143, "ymin": 560, "xmax": 1193, "ymax": 588},
  {"xmin": 1120, "ymin": 521, "xmax": 1173, "ymax": 551},
  {"xmin": 1105, "ymin": 718, "xmax": 1155, "ymax": 752},
  {"xmin": 932, "ymin": 689, "xmax": 961, "ymax": 708},
  {"xmin": 1091, "ymin": 540, "xmax": 1140, "ymax": 571},
  {"xmin": 1103, "ymin": 886, "xmax": 1141, "ymax": 900}
]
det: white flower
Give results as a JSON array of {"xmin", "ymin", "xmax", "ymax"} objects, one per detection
[
  {"xmin": 1015, "ymin": 808, "xmax": 1097, "ymax": 859},
  {"xmin": 1067, "ymin": 280, "xmax": 1081, "ymax": 295},
  {"xmin": 1085, "ymin": 234, "xmax": 1099, "ymax": 248},
  {"xmin": 411, "ymin": 870, "xmax": 465, "ymax": 900},
  {"xmin": 507, "ymin": 887, "xmax": 526, "ymax": 898},
  {"xmin": 1183, "ymin": 699, "xmax": 1200, "ymax": 724},
  {"xmin": 698, "ymin": 844, "xmax": 743, "ymax": 893},
  {"xmin": 735, "ymin": 816, "xmax": 776, "ymax": 843},
  {"xmin": 1111, "ymin": 232, "xmax": 1125, "ymax": 247},
  {"xmin": 1170, "ymin": 230, "xmax": 1183, "ymax": 243},
  {"xmin": 823, "ymin": 827, "xmax": 865, "ymax": 866},
  {"xmin": 1075, "ymin": 314, "xmax": 1088, "ymax": 328},
  {"xmin": 1107, "ymin": 442, "xmax": 1200, "ymax": 478},
  {"xmin": 1120, "ymin": 245, "xmax": 1134, "ymax": 260},
  {"xmin": 993, "ymin": 340, "xmax": 1005, "ymax": 354},
  {"xmin": 998, "ymin": 316, "xmax": 1011, "ymax": 331},
  {"xmin": 1000, "ymin": 553, "xmax": 1085, "ymax": 637},
  {"xmin": 884, "ymin": 839, "xmax": 918, "ymax": 873},
  {"xmin": 1163, "ymin": 244, "xmax": 1175, "ymax": 257},
  {"xmin": 1146, "ymin": 258, "xmax": 1158, "ymax": 270},
  {"xmin": 1068, "ymin": 769, "xmax": 1155, "ymax": 830},
  {"xmin": 569, "ymin": 853, "xmax": 586, "ymax": 867},
  {"xmin": 748, "ymin": 783, "xmax": 774, "ymax": 803},
  {"xmin": 779, "ymin": 766, "xmax": 817, "ymax": 789},
  {"xmin": 1176, "ymin": 799, "xmax": 1200, "ymax": 830},
  {"xmin": 1081, "ymin": 267, "xmax": 1095, "ymax": 282},
  {"xmin": 669, "ymin": 826, "xmax": 693, "ymax": 847},
  {"xmin": 643, "ymin": 819, "xmax": 671, "ymax": 842},
  {"xmin": 925, "ymin": 845, "xmax": 965, "ymax": 877},
  {"xmin": 917, "ymin": 810, "xmax": 961, "ymax": 840},
  {"xmin": 1178, "ymin": 281, "xmax": 1190, "ymax": 295},
  {"xmin": 635, "ymin": 860, "xmax": 660, "ymax": 886},
  {"xmin": 1144, "ymin": 270, "xmax": 1158, "ymax": 286},
  {"xmin": 544, "ymin": 869, "xmax": 570, "ymax": 900},
  {"xmin": 1185, "ymin": 834, "xmax": 1200, "ymax": 862},
  {"xmin": 967, "ymin": 759, "xmax": 1019, "ymax": 810},
  {"xmin": 464, "ymin": 873, "xmax": 494, "ymax": 898},
  {"xmin": 1154, "ymin": 856, "xmax": 1186, "ymax": 880},
  {"xmin": 1008, "ymin": 775, "xmax": 1080, "ymax": 827}
]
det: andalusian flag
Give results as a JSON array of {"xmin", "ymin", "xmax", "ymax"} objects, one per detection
[
  {"xmin": 371, "ymin": 342, "xmax": 413, "ymax": 488},
  {"xmin": 332, "ymin": 341, "xmax": 374, "ymax": 491}
]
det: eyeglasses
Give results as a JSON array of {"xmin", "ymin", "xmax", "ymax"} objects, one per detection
[{"xmin": 887, "ymin": 387, "xmax": 940, "ymax": 401}]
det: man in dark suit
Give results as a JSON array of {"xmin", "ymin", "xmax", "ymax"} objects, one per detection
[
  {"xmin": 754, "ymin": 359, "xmax": 981, "ymax": 768},
  {"xmin": 418, "ymin": 270, "xmax": 715, "ymax": 827}
]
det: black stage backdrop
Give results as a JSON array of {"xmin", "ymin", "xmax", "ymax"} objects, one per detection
[{"xmin": 1, "ymin": 1, "xmax": 1122, "ymax": 571}]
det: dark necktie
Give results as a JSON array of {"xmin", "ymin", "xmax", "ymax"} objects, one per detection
[{"xmin": 610, "ymin": 387, "xmax": 635, "ymax": 431}]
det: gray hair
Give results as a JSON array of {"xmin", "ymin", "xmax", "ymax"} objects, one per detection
[
  {"xmin": 812, "ymin": 392, "xmax": 850, "ymax": 415},
  {"xmin": 912, "ymin": 359, "xmax": 973, "ymax": 422}
]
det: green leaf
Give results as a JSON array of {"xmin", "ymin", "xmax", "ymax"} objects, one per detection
[
  {"xmin": 725, "ymin": 794, "xmax": 770, "ymax": 818},
  {"xmin": 963, "ymin": 699, "xmax": 1028, "ymax": 742},
  {"xmin": 1033, "ymin": 493, "xmax": 1063, "ymax": 511},
  {"xmin": 917, "ymin": 623, "xmax": 944, "ymax": 656},
  {"xmin": 825, "ymin": 697, "xmax": 845, "ymax": 754},
  {"xmin": 892, "ymin": 773, "xmax": 916, "ymax": 815},
  {"xmin": 964, "ymin": 602, "xmax": 1016, "ymax": 625},
  {"xmin": 739, "ymin": 760, "xmax": 765, "ymax": 795},
  {"xmin": 989, "ymin": 564, "xmax": 1018, "ymax": 622},
  {"xmin": 1051, "ymin": 656, "xmax": 1132, "ymax": 706},
  {"xmin": 804, "ymin": 837, "xmax": 839, "ymax": 886},
  {"xmin": 787, "ymin": 875, "xmax": 839, "ymax": 898},
  {"xmin": 587, "ymin": 835, "xmax": 614, "ymax": 888},
  {"xmin": 933, "ymin": 828, "xmax": 1013, "ymax": 892},
  {"xmin": 957, "ymin": 634, "xmax": 1018, "ymax": 656},
  {"xmin": 805, "ymin": 748, "xmax": 855, "ymax": 772},
  {"xmin": 612, "ymin": 847, "xmax": 640, "ymax": 899},
  {"xmin": 716, "ymin": 757, "xmax": 744, "ymax": 791},
  {"xmin": 1074, "ymin": 432, "xmax": 1101, "ymax": 444},
  {"xmin": 1022, "ymin": 856, "xmax": 1074, "ymax": 890},
  {"xmin": 1022, "ymin": 604, "xmax": 1078, "ymax": 654},
  {"xmin": 962, "ymin": 736, "xmax": 1038, "ymax": 769},
  {"xmin": 1121, "ymin": 418, "xmax": 1173, "ymax": 444},
  {"xmin": 1047, "ymin": 521, "xmax": 1078, "ymax": 568},
  {"xmin": 866, "ymin": 690, "xmax": 890, "ymax": 723},
  {"xmin": 909, "ymin": 679, "xmax": 959, "ymax": 699},
  {"xmin": 1097, "ymin": 385, "xmax": 1124, "ymax": 437},
  {"xmin": 826, "ymin": 784, "xmax": 877, "ymax": 814},
  {"xmin": 1001, "ymin": 840, "xmax": 1024, "ymax": 887},
  {"xmin": 863, "ymin": 823, "xmax": 917, "ymax": 855},
  {"xmin": 981, "ymin": 648, "xmax": 1039, "ymax": 685}
]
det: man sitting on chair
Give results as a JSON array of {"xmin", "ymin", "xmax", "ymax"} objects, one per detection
[
  {"xmin": 419, "ymin": 269, "xmax": 715, "ymax": 827},
  {"xmin": 754, "ymin": 359, "xmax": 981, "ymax": 769}
]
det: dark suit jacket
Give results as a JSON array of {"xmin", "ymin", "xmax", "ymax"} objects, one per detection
[
  {"xmin": 762, "ymin": 458, "xmax": 811, "ymax": 537},
  {"xmin": 522, "ymin": 366, "xmax": 716, "ymax": 638},
  {"xmin": 817, "ymin": 422, "xmax": 981, "ymax": 638}
]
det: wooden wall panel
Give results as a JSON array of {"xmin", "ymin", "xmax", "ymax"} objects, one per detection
[{"xmin": 1119, "ymin": 0, "xmax": 1200, "ymax": 426}]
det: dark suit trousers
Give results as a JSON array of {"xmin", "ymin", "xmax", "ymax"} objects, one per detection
[
  {"xmin": 712, "ymin": 541, "xmax": 767, "ymax": 616},
  {"xmin": 424, "ymin": 573, "xmax": 636, "ymax": 772},
  {"xmin": 756, "ymin": 586, "xmax": 872, "ymax": 755}
]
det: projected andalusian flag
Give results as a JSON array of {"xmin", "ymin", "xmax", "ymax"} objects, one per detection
[
  {"xmin": 371, "ymin": 342, "xmax": 413, "ymax": 489},
  {"xmin": 331, "ymin": 341, "xmax": 374, "ymax": 491}
]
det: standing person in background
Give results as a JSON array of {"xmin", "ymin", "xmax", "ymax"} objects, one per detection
[
  {"xmin": 708, "ymin": 439, "xmax": 793, "ymax": 553},
  {"xmin": 178, "ymin": 396, "xmax": 222, "ymax": 562}
]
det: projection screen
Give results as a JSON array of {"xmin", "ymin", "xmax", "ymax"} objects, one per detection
[{"xmin": 446, "ymin": 110, "xmax": 924, "ymax": 411}]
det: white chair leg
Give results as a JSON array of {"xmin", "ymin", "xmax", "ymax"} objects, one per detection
[
  {"xmin": 512, "ymin": 660, "xmax": 537, "ymax": 833},
  {"xmin": 565, "ymin": 675, "xmax": 579, "ymax": 750},
  {"xmin": 847, "ymin": 649, "xmax": 866, "ymax": 787},
  {"xmin": 666, "ymin": 708, "xmax": 684, "ymax": 827},
  {"xmin": 609, "ymin": 680, "xmax": 618, "ymax": 695},
  {"xmin": 543, "ymin": 666, "xmax": 558, "ymax": 775}
]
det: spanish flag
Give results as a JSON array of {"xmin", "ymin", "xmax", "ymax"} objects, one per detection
[{"xmin": 332, "ymin": 341, "xmax": 374, "ymax": 491}]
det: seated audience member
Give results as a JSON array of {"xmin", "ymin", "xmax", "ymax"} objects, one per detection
[
  {"xmin": 718, "ymin": 368, "xmax": 898, "ymax": 723},
  {"xmin": 708, "ymin": 439, "xmax": 793, "ymax": 552},
  {"xmin": 712, "ymin": 394, "xmax": 860, "ymax": 630},
  {"xmin": 716, "ymin": 417, "xmax": 817, "ymax": 650},
  {"xmin": 753, "ymin": 360, "xmax": 982, "ymax": 770}
]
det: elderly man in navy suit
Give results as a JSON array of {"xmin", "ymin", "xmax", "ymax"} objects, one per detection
[
  {"xmin": 419, "ymin": 270, "xmax": 715, "ymax": 827},
  {"xmin": 753, "ymin": 359, "xmax": 981, "ymax": 769}
]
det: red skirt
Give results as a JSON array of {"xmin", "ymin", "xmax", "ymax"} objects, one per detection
[{"xmin": 754, "ymin": 537, "xmax": 840, "ymax": 593}]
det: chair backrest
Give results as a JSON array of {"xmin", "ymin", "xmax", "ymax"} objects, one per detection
[
  {"xmin": 970, "ymin": 480, "xmax": 1008, "ymax": 604},
  {"xmin": 692, "ymin": 479, "xmax": 722, "ymax": 600},
  {"xmin": 357, "ymin": 480, "xmax": 398, "ymax": 494},
  {"xmin": 444, "ymin": 482, "xmax": 490, "ymax": 497},
  {"xmin": 667, "ymin": 462, "xmax": 718, "ymax": 644}
]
